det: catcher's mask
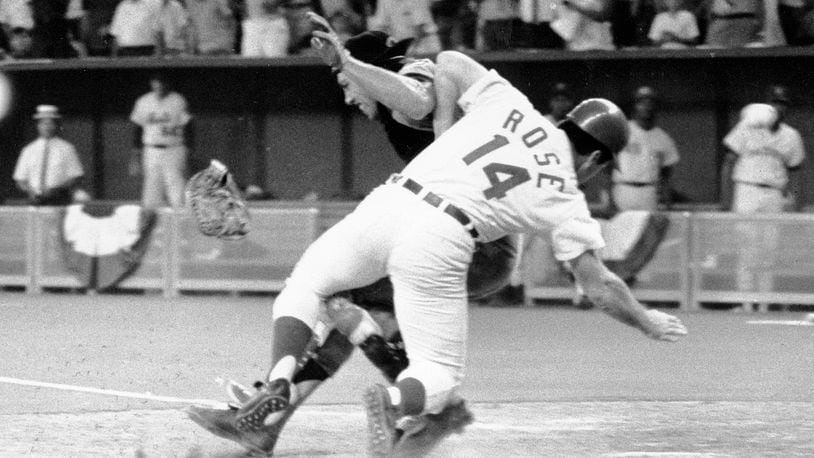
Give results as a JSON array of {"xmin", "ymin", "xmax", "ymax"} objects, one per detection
[
  {"xmin": 343, "ymin": 31, "xmax": 413, "ymax": 72},
  {"xmin": 558, "ymin": 98, "xmax": 629, "ymax": 184}
]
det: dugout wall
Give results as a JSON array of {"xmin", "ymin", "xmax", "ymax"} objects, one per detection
[{"xmin": 1, "ymin": 48, "xmax": 814, "ymax": 207}]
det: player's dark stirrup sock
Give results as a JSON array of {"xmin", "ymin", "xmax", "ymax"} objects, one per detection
[
  {"xmin": 395, "ymin": 377, "xmax": 426, "ymax": 416},
  {"xmin": 267, "ymin": 316, "xmax": 313, "ymax": 381}
]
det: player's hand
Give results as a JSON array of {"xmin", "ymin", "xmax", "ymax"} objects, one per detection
[
  {"xmin": 307, "ymin": 12, "xmax": 349, "ymax": 71},
  {"xmin": 642, "ymin": 309, "xmax": 687, "ymax": 342}
]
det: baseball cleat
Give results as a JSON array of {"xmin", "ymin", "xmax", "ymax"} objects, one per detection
[
  {"xmin": 235, "ymin": 378, "xmax": 291, "ymax": 432},
  {"xmin": 186, "ymin": 404, "xmax": 280, "ymax": 456},
  {"xmin": 364, "ymin": 383, "xmax": 400, "ymax": 457},
  {"xmin": 226, "ymin": 379, "xmax": 259, "ymax": 407},
  {"xmin": 393, "ymin": 399, "xmax": 474, "ymax": 457}
]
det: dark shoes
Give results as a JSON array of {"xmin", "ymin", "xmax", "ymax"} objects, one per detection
[
  {"xmin": 186, "ymin": 404, "xmax": 281, "ymax": 456},
  {"xmin": 235, "ymin": 378, "xmax": 291, "ymax": 432}
]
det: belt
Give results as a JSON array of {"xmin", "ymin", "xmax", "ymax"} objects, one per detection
[
  {"xmin": 711, "ymin": 12, "xmax": 756, "ymax": 20},
  {"xmin": 145, "ymin": 144, "xmax": 173, "ymax": 148},
  {"xmin": 739, "ymin": 181, "xmax": 779, "ymax": 190},
  {"xmin": 617, "ymin": 181, "xmax": 656, "ymax": 187},
  {"xmin": 390, "ymin": 175, "xmax": 479, "ymax": 240}
]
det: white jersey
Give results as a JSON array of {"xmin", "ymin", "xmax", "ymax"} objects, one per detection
[
  {"xmin": 613, "ymin": 121, "xmax": 679, "ymax": 184},
  {"xmin": 401, "ymin": 70, "xmax": 604, "ymax": 261},
  {"xmin": 725, "ymin": 122, "xmax": 805, "ymax": 189},
  {"xmin": 130, "ymin": 91, "xmax": 191, "ymax": 147}
]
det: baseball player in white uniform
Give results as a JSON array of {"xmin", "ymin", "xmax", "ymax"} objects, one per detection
[
  {"xmin": 723, "ymin": 102, "xmax": 805, "ymax": 312},
  {"xmin": 612, "ymin": 86, "xmax": 680, "ymax": 211},
  {"xmin": 232, "ymin": 51, "xmax": 687, "ymax": 455},
  {"xmin": 130, "ymin": 73, "xmax": 191, "ymax": 209}
]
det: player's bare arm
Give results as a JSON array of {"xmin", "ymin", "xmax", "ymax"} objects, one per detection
[
  {"xmin": 569, "ymin": 250, "xmax": 687, "ymax": 342},
  {"xmin": 308, "ymin": 12, "xmax": 435, "ymax": 121},
  {"xmin": 433, "ymin": 51, "xmax": 489, "ymax": 136}
]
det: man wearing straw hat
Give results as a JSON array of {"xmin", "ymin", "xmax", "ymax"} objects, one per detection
[{"xmin": 13, "ymin": 104, "xmax": 85, "ymax": 206}]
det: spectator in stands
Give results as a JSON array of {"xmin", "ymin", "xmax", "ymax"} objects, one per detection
[
  {"xmin": 722, "ymin": 96, "xmax": 805, "ymax": 312},
  {"xmin": 0, "ymin": 0, "xmax": 33, "ymax": 57},
  {"xmin": 702, "ymin": 0, "xmax": 762, "ymax": 48},
  {"xmin": 130, "ymin": 73, "xmax": 192, "ymax": 209},
  {"xmin": 516, "ymin": 0, "xmax": 565, "ymax": 49},
  {"xmin": 778, "ymin": 0, "xmax": 808, "ymax": 45},
  {"xmin": 612, "ymin": 86, "xmax": 680, "ymax": 211},
  {"xmin": 551, "ymin": 0, "xmax": 615, "ymax": 51},
  {"xmin": 25, "ymin": 0, "xmax": 81, "ymax": 58},
  {"xmin": 284, "ymin": 0, "xmax": 322, "ymax": 55},
  {"xmin": 13, "ymin": 105, "xmax": 85, "ymax": 206},
  {"xmin": 610, "ymin": 0, "xmax": 658, "ymax": 48},
  {"xmin": 6, "ymin": 27, "xmax": 32, "ymax": 57},
  {"xmin": 109, "ymin": 0, "xmax": 161, "ymax": 57},
  {"xmin": 241, "ymin": 0, "xmax": 289, "ymax": 56},
  {"xmin": 647, "ymin": 0, "xmax": 699, "ymax": 48},
  {"xmin": 156, "ymin": 0, "xmax": 191, "ymax": 56},
  {"xmin": 187, "ymin": 0, "xmax": 237, "ymax": 55},
  {"xmin": 475, "ymin": 0, "xmax": 518, "ymax": 51},
  {"xmin": 367, "ymin": 0, "xmax": 442, "ymax": 55},
  {"xmin": 81, "ymin": 0, "xmax": 118, "ymax": 56}
]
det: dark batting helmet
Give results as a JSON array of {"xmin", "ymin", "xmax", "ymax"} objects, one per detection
[{"xmin": 558, "ymin": 98, "xmax": 629, "ymax": 164}]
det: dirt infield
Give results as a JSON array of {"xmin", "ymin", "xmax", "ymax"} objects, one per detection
[{"xmin": 0, "ymin": 293, "xmax": 813, "ymax": 456}]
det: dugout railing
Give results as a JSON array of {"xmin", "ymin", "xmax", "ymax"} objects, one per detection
[
  {"xmin": 2, "ymin": 205, "xmax": 814, "ymax": 311},
  {"xmin": 523, "ymin": 212, "xmax": 814, "ymax": 311}
]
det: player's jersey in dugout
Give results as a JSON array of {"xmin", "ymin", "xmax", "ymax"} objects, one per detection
[{"xmin": 400, "ymin": 70, "xmax": 605, "ymax": 261}]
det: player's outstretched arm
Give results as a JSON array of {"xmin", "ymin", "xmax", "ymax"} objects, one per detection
[
  {"xmin": 308, "ymin": 12, "xmax": 435, "ymax": 121},
  {"xmin": 569, "ymin": 250, "xmax": 688, "ymax": 342},
  {"xmin": 433, "ymin": 51, "xmax": 489, "ymax": 136}
]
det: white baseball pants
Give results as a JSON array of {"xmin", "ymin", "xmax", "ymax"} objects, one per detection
[{"xmin": 273, "ymin": 183, "xmax": 475, "ymax": 413}]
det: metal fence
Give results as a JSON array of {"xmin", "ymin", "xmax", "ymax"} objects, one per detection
[
  {"xmin": 4, "ymin": 205, "xmax": 814, "ymax": 310},
  {"xmin": 524, "ymin": 212, "xmax": 814, "ymax": 311},
  {"xmin": 0, "ymin": 205, "xmax": 320, "ymax": 297}
]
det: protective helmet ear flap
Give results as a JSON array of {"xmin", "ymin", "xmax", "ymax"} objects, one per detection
[{"xmin": 559, "ymin": 98, "xmax": 629, "ymax": 164}]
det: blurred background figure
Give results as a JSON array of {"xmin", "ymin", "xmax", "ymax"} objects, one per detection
[
  {"xmin": 516, "ymin": 0, "xmax": 565, "ymax": 49},
  {"xmin": 551, "ymin": 0, "xmax": 615, "ymax": 51},
  {"xmin": 367, "ymin": 0, "xmax": 442, "ymax": 55},
  {"xmin": 81, "ymin": 0, "xmax": 119, "ymax": 57},
  {"xmin": 109, "ymin": 0, "xmax": 161, "ymax": 57},
  {"xmin": 241, "ymin": 0, "xmax": 289, "ymax": 57},
  {"xmin": 13, "ymin": 105, "xmax": 86, "ymax": 206},
  {"xmin": 475, "ymin": 0, "xmax": 517, "ymax": 52},
  {"xmin": 130, "ymin": 73, "xmax": 192, "ymax": 209},
  {"xmin": 612, "ymin": 86, "xmax": 680, "ymax": 211},
  {"xmin": 187, "ymin": 0, "xmax": 238, "ymax": 55},
  {"xmin": 722, "ymin": 100, "xmax": 804, "ymax": 313},
  {"xmin": 284, "ymin": 0, "xmax": 323, "ymax": 55},
  {"xmin": 0, "ymin": 0, "xmax": 35, "ymax": 58},
  {"xmin": 156, "ymin": 0, "xmax": 191, "ymax": 56},
  {"xmin": 702, "ymin": 0, "xmax": 762, "ymax": 48},
  {"xmin": 647, "ymin": 0, "xmax": 699, "ymax": 48}
]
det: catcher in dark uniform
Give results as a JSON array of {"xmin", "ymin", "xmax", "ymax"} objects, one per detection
[{"xmin": 186, "ymin": 14, "xmax": 515, "ymax": 456}]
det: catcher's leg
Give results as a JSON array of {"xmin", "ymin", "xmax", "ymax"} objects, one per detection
[{"xmin": 188, "ymin": 331, "xmax": 355, "ymax": 455}]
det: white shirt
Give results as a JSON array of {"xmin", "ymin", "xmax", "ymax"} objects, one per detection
[
  {"xmin": 613, "ymin": 122, "xmax": 680, "ymax": 184},
  {"xmin": 648, "ymin": 10, "xmax": 699, "ymax": 46},
  {"xmin": 130, "ymin": 91, "xmax": 191, "ymax": 147},
  {"xmin": 402, "ymin": 70, "xmax": 604, "ymax": 260},
  {"xmin": 725, "ymin": 122, "xmax": 805, "ymax": 189},
  {"xmin": 13, "ymin": 137, "xmax": 84, "ymax": 195},
  {"xmin": 0, "ymin": 0, "xmax": 33, "ymax": 30},
  {"xmin": 110, "ymin": 0, "xmax": 162, "ymax": 47}
]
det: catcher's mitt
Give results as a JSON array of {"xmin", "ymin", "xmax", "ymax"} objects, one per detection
[{"xmin": 185, "ymin": 159, "xmax": 249, "ymax": 240}]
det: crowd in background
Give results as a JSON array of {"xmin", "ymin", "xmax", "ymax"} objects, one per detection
[{"xmin": 1, "ymin": 0, "xmax": 814, "ymax": 60}]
